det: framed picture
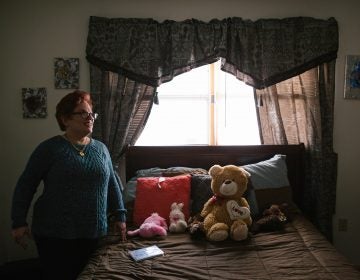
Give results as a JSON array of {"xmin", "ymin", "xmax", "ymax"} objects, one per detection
[
  {"xmin": 54, "ymin": 57, "xmax": 80, "ymax": 89},
  {"xmin": 22, "ymin": 87, "xmax": 47, "ymax": 118},
  {"xmin": 344, "ymin": 55, "xmax": 360, "ymax": 99}
]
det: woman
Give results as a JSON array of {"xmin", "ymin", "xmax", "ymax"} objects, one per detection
[{"xmin": 11, "ymin": 90, "xmax": 127, "ymax": 280}]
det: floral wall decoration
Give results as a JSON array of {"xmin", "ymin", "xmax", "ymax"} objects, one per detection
[
  {"xmin": 54, "ymin": 57, "xmax": 79, "ymax": 89},
  {"xmin": 22, "ymin": 87, "xmax": 47, "ymax": 118}
]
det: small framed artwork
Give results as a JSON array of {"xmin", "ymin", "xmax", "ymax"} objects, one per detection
[
  {"xmin": 22, "ymin": 87, "xmax": 47, "ymax": 118},
  {"xmin": 54, "ymin": 57, "xmax": 79, "ymax": 89},
  {"xmin": 344, "ymin": 55, "xmax": 360, "ymax": 99}
]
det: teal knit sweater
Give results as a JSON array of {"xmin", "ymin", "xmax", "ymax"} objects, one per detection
[{"xmin": 11, "ymin": 135, "xmax": 126, "ymax": 239}]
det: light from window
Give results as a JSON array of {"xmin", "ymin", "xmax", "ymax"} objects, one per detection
[{"xmin": 135, "ymin": 61, "xmax": 260, "ymax": 146}]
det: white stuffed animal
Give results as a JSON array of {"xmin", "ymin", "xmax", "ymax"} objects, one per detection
[{"xmin": 169, "ymin": 202, "xmax": 187, "ymax": 233}]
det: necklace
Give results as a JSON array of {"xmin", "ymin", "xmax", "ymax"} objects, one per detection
[
  {"xmin": 62, "ymin": 135, "xmax": 89, "ymax": 157},
  {"xmin": 71, "ymin": 143, "xmax": 86, "ymax": 157}
]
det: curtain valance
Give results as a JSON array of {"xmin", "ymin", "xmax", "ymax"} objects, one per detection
[{"xmin": 86, "ymin": 16, "xmax": 338, "ymax": 89}]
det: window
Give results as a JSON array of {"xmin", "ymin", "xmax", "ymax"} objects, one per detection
[{"xmin": 135, "ymin": 61, "xmax": 261, "ymax": 146}]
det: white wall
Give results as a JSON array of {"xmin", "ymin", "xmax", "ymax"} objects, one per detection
[{"xmin": 1, "ymin": 0, "xmax": 359, "ymax": 265}]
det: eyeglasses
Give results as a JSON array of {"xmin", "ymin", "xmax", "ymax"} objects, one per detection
[{"xmin": 71, "ymin": 112, "xmax": 99, "ymax": 120}]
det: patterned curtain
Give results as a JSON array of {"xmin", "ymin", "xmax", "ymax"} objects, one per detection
[
  {"xmin": 89, "ymin": 64, "xmax": 156, "ymax": 166},
  {"xmin": 86, "ymin": 16, "xmax": 338, "ymax": 89},
  {"xmin": 256, "ymin": 62, "xmax": 337, "ymax": 240}
]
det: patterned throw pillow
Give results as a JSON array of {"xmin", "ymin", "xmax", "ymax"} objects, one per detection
[{"xmin": 190, "ymin": 174, "xmax": 213, "ymax": 216}]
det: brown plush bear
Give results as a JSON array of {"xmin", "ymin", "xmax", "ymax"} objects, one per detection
[
  {"xmin": 251, "ymin": 203, "xmax": 288, "ymax": 234},
  {"xmin": 200, "ymin": 165, "xmax": 252, "ymax": 241},
  {"xmin": 187, "ymin": 214, "xmax": 205, "ymax": 239}
]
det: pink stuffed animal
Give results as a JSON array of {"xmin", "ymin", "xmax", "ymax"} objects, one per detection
[{"xmin": 127, "ymin": 213, "xmax": 168, "ymax": 238}]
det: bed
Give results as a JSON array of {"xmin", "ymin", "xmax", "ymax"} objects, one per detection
[{"xmin": 78, "ymin": 144, "xmax": 360, "ymax": 280}]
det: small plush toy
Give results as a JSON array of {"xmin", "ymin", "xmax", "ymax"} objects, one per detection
[
  {"xmin": 169, "ymin": 202, "xmax": 188, "ymax": 233},
  {"xmin": 187, "ymin": 214, "xmax": 205, "ymax": 239},
  {"xmin": 251, "ymin": 204, "xmax": 288, "ymax": 234},
  {"xmin": 200, "ymin": 164, "xmax": 252, "ymax": 242},
  {"xmin": 127, "ymin": 213, "xmax": 168, "ymax": 238}
]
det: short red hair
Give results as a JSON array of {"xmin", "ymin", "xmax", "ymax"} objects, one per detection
[{"xmin": 55, "ymin": 90, "xmax": 93, "ymax": 131}]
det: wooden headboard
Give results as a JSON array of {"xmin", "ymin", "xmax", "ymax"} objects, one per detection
[{"xmin": 125, "ymin": 144, "xmax": 305, "ymax": 208}]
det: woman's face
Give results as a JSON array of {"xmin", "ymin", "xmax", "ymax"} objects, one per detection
[{"xmin": 63, "ymin": 101, "xmax": 95, "ymax": 137}]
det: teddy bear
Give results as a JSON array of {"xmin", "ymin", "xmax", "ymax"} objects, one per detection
[
  {"xmin": 251, "ymin": 203, "xmax": 288, "ymax": 234},
  {"xmin": 169, "ymin": 202, "xmax": 188, "ymax": 233},
  {"xmin": 200, "ymin": 164, "xmax": 252, "ymax": 242},
  {"xmin": 127, "ymin": 213, "xmax": 168, "ymax": 238}
]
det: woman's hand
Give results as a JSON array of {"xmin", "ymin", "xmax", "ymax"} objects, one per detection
[
  {"xmin": 114, "ymin": 221, "xmax": 127, "ymax": 242},
  {"xmin": 12, "ymin": 226, "xmax": 32, "ymax": 249}
]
